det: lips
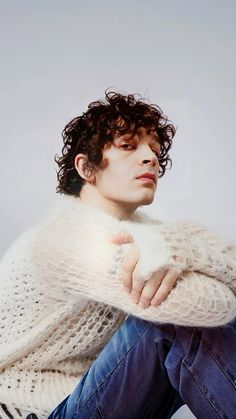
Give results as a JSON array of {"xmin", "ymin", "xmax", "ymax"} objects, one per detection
[{"xmin": 136, "ymin": 172, "xmax": 157, "ymax": 184}]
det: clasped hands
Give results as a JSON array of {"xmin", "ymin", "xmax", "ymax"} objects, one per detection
[{"xmin": 111, "ymin": 231, "xmax": 186, "ymax": 309}]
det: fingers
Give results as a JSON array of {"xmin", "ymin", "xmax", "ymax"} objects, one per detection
[
  {"xmin": 129, "ymin": 271, "xmax": 146, "ymax": 304},
  {"xmin": 121, "ymin": 243, "xmax": 140, "ymax": 294},
  {"xmin": 138, "ymin": 256, "xmax": 185, "ymax": 309},
  {"xmin": 136, "ymin": 270, "xmax": 166, "ymax": 308},
  {"xmin": 114, "ymin": 234, "xmax": 185, "ymax": 310},
  {"xmin": 110, "ymin": 231, "xmax": 138, "ymax": 295},
  {"xmin": 150, "ymin": 268, "xmax": 179, "ymax": 307},
  {"xmin": 123, "ymin": 254, "xmax": 184, "ymax": 307}
]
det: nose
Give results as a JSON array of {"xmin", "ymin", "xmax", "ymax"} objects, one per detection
[{"xmin": 139, "ymin": 145, "xmax": 159, "ymax": 167}]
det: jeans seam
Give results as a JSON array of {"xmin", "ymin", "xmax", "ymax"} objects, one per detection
[
  {"xmin": 178, "ymin": 328, "xmax": 231, "ymax": 418},
  {"xmin": 183, "ymin": 364, "xmax": 225, "ymax": 419},
  {"xmin": 183, "ymin": 327, "xmax": 236, "ymax": 389},
  {"xmin": 97, "ymin": 405, "xmax": 104, "ymax": 418},
  {"xmin": 75, "ymin": 321, "xmax": 151, "ymax": 415},
  {"xmin": 203, "ymin": 342, "xmax": 236, "ymax": 390}
]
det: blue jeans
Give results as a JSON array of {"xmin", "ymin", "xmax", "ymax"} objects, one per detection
[{"xmin": 48, "ymin": 316, "xmax": 236, "ymax": 419}]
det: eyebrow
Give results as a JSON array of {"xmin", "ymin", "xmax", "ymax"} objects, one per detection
[
  {"xmin": 116, "ymin": 131, "xmax": 160, "ymax": 144},
  {"xmin": 151, "ymin": 134, "xmax": 161, "ymax": 146},
  {"xmin": 115, "ymin": 131, "xmax": 161, "ymax": 145}
]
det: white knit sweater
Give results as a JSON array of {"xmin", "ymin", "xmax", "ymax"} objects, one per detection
[{"xmin": 0, "ymin": 195, "xmax": 236, "ymax": 418}]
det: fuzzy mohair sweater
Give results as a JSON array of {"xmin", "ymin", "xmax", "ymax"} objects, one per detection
[{"xmin": 0, "ymin": 195, "xmax": 235, "ymax": 418}]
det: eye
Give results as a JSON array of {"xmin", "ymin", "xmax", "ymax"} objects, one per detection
[{"xmin": 120, "ymin": 143, "xmax": 135, "ymax": 150}]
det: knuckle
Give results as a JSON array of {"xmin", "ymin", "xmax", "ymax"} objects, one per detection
[
  {"xmin": 140, "ymin": 296, "xmax": 150, "ymax": 305},
  {"xmin": 160, "ymin": 291, "xmax": 169, "ymax": 299},
  {"xmin": 131, "ymin": 289, "xmax": 140, "ymax": 298},
  {"xmin": 152, "ymin": 289, "xmax": 168, "ymax": 304},
  {"xmin": 132, "ymin": 283, "xmax": 144, "ymax": 294},
  {"xmin": 141, "ymin": 286, "xmax": 156, "ymax": 299},
  {"xmin": 159, "ymin": 284, "xmax": 170, "ymax": 294}
]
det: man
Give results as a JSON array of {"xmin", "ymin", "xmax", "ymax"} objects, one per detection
[{"xmin": 0, "ymin": 91, "xmax": 235, "ymax": 419}]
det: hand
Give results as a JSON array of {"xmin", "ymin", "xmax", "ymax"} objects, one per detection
[{"xmin": 111, "ymin": 231, "xmax": 185, "ymax": 309}]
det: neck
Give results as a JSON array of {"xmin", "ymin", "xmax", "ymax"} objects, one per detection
[{"xmin": 79, "ymin": 184, "xmax": 138, "ymax": 220}]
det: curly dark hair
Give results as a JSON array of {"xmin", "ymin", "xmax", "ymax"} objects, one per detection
[{"xmin": 55, "ymin": 90, "xmax": 176, "ymax": 195}]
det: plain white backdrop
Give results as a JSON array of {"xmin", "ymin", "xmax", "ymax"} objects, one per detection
[{"xmin": 0, "ymin": 2, "xmax": 235, "ymax": 417}]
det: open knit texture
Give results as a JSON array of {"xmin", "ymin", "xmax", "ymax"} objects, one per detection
[{"xmin": 0, "ymin": 195, "xmax": 236, "ymax": 417}]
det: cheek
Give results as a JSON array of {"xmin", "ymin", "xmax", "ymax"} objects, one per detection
[
  {"xmin": 106, "ymin": 165, "xmax": 126, "ymax": 182},
  {"xmin": 101, "ymin": 169, "xmax": 132, "ymax": 195}
]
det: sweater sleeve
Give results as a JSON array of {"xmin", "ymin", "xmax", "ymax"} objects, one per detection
[
  {"xmin": 156, "ymin": 221, "xmax": 236, "ymax": 294},
  {"xmin": 32, "ymin": 215, "xmax": 236, "ymax": 328}
]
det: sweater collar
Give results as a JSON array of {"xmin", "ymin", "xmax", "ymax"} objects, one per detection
[{"xmin": 50, "ymin": 194, "xmax": 155, "ymax": 225}]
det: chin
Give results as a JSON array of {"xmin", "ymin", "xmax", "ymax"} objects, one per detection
[
  {"xmin": 143, "ymin": 197, "xmax": 154, "ymax": 205},
  {"xmin": 138, "ymin": 193, "xmax": 155, "ymax": 206}
]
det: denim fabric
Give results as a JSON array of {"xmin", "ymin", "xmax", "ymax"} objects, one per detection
[{"xmin": 48, "ymin": 316, "xmax": 236, "ymax": 419}]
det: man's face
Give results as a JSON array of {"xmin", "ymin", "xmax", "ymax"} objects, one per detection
[{"xmin": 93, "ymin": 127, "xmax": 160, "ymax": 211}]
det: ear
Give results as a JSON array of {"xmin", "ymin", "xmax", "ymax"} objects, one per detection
[{"xmin": 74, "ymin": 154, "xmax": 95, "ymax": 183}]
